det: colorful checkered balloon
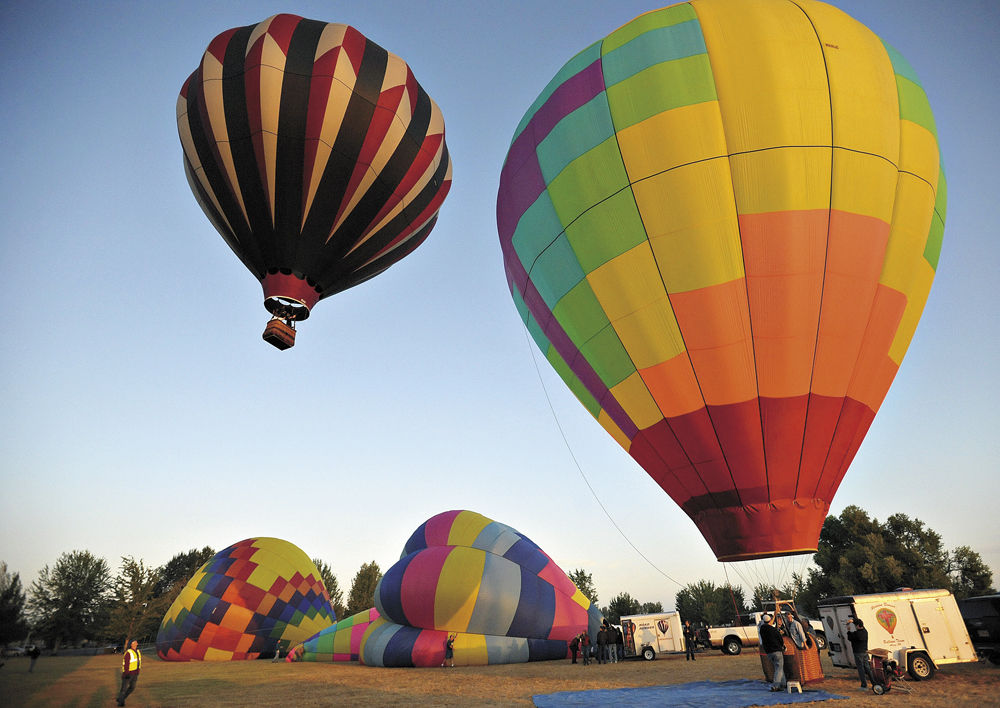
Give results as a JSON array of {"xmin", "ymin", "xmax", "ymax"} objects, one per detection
[{"xmin": 156, "ymin": 537, "xmax": 335, "ymax": 661}]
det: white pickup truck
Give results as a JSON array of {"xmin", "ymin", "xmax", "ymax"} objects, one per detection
[{"xmin": 706, "ymin": 610, "xmax": 827, "ymax": 655}]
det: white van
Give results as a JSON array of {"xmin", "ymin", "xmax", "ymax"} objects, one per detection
[
  {"xmin": 620, "ymin": 611, "xmax": 684, "ymax": 660},
  {"xmin": 818, "ymin": 588, "xmax": 977, "ymax": 680}
]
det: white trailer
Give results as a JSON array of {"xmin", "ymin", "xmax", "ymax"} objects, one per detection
[
  {"xmin": 818, "ymin": 588, "xmax": 977, "ymax": 680},
  {"xmin": 620, "ymin": 611, "xmax": 685, "ymax": 660}
]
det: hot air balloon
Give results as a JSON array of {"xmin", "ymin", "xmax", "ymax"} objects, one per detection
[
  {"xmin": 497, "ymin": 0, "xmax": 944, "ymax": 561},
  {"xmin": 363, "ymin": 510, "xmax": 603, "ymax": 667},
  {"xmin": 178, "ymin": 14, "xmax": 452, "ymax": 349},
  {"xmin": 156, "ymin": 538, "xmax": 336, "ymax": 661},
  {"xmin": 287, "ymin": 607, "xmax": 381, "ymax": 662}
]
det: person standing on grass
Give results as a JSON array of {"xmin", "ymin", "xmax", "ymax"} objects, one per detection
[
  {"xmin": 847, "ymin": 617, "xmax": 874, "ymax": 690},
  {"xmin": 27, "ymin": 645, "xmax": 40, "ymax": 672},
  {"xmin": 683, "ymin": 620, "xmax": 697, "ymax": 661},
  {"xmin": 581, "ymin": 632, "xmax": 591, "ymax": 665},
  {"xmin": 569, "ymin": 634, "xmax": 579, "ymax": 664},
  {"xmin": 443, "ymin": 633, "xmax": 456, "ymax": 667},
  {"xmin": 116, "ymin": 639, "xmax": 141, "ymax": 706}
]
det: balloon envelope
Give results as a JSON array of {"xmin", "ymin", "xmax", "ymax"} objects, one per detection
[
  {"xmin": 156, "ymin": 537, "xmax": 335, "ymax": 661},
  {"xmin": 497, "ymin": 0, "xmax": 944, "ymax": 560},
  {"xmin": 287, "ymin": 607, "xmax": 380, "ymax": 662},
  {"xmin": 365, "ymin": 510, "xmax": 603, "ymax": 667},
  {"xmin": 178, "ymin": 14, "xmax": 452, "ymax": 326}
]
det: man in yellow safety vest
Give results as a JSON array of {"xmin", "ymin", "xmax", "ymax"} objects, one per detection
[{"xmin": 117, "ymin": 639, "xmax": 141, "ymax": 706}]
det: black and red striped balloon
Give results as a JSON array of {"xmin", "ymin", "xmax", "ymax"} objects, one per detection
[{"xmin": 178, "ymin": 14, "xmax": 452, "ymax": 336}]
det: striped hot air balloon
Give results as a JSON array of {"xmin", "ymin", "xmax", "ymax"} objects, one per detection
[
  {"xmin": 497, "ymin": 0, "xmax": 944, "ymax": 561},
  {"xmin": 178, "ymin": 14, "xmax": 452, "ymax": 348}
]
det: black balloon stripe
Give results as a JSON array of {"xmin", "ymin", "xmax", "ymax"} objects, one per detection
[
  {"xmin": 273, "ymin": 19, "xmax": 326, "ymax": 270},
  {"xmin": 221, "ymin": 25, "xmax": 275, "ymax": 273}
]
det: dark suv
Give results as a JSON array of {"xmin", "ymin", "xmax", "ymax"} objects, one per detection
[{"xmin": 958, "ymin": 594, "xmax": 1000, "ymax": 664}]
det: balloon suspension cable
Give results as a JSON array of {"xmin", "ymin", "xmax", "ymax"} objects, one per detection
[{"xmin": 522, "ymin": 324, "xmax": 685, "ymax": 589}]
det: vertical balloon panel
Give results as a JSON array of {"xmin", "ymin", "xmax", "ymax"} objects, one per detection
[{"xmin": 497, "ymin": 0, "xmax": 944, "ymax": 561}]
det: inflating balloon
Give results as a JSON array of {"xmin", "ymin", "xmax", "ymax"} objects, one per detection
[
  {"xmin": 497, "ymin": 0, "xmax": 944, "ymax": 561},
  {"xmin": 287, "ymin": 607, "xmax": 381, "ymax": 662},
  {"xmin": 363, "ymin": 510, "xmax": 603, "ymax": 667},
  {"xmin": 156, "ymin": 538, "xmax": 335, "ymax": 661},
  {"xmin": 178, "ymin": 14, "xmax": 452, "ymax": 349}
]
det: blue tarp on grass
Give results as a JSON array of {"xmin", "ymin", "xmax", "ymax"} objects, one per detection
[{"xmin": 533, "ymin": 679, "xmax": 849, "ymax": 707}]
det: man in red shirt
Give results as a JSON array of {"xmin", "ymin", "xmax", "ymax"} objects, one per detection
[{"xmin": 117, "ymin": 639, "xmax": 141, "ymax": 706}]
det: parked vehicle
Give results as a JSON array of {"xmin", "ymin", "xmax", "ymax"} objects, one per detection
[
  {"xmin": 705, "ymin": 609, "xmax": 826, "ymax": 655},
  {"xmin": 958, "ymin": 593, "xmax": 1000, "ymax": 664},
  {"xmin": 818, "ymin": 588, "xmax": 977, "ymax": 680},
  {"xmin": 620, "ymin": 611, "xmax": 685, "ymax": 660}
]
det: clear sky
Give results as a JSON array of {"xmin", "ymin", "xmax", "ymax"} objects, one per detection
[{"xmin": 2, "ymin": 0, "xmax": 997, "ymax": 611}]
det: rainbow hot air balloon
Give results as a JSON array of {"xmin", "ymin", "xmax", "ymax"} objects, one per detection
[
  {"xmin": 497, "ymin": 0, "xmax": 944, "ymax": 561},
  {"xmin": 178, "ymin": 14, "xmax": 452, "ymax": 349},
  {"xmin": 156, "ymin": 538, "xmax": 335, "ymax": 660},
  {"xmin": 362, "ymin": 510, "xmax": 603, "ymax": 667},
  {"xmin": 287, "ymin": 607, "xmax": 381, "ymax": 662}
]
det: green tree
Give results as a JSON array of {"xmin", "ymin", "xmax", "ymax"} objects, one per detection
[
  {"xmin": 797, "ymin": 506, "xmax": 989, "ymax": 615},
  {"xmin": 27, "ymin": 550, "xmax": 112, "ymax": 651},
  {"xmin": 675, "ymin": 580, "xmax": 746, "ymax": 626},
  {"xmin": 639, "ymin": 601, "xmax": 664, "ymax": 614},
  {"xmin": 154, "ymin": 547, "xmax": 215, "ymax": 597},
  {"xmin": 567, "ymin": 569, "xmax": 598, "ymax": 607},
  {"xmin": 313, "ymin": 558, "xmax": 346, "ymax": 619},
  {"xmin": 345, "ymin": 561, "xmax": 382, "ymax": 617},
  {"xmin": 603, "ymin": 592, "xmax": 641, "ymax": 624},
  {"xmin": 947, "ymin": 546, "xmax": 995, "ymax": 599},
  {"xmin": 0, "ymin": 562, "xmax": 28, "ymax": 644},
  {"xmin": 106, "ymin": 557, "xmax": 162, "ymax": 646}
]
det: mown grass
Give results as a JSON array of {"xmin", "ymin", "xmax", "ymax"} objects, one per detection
[{"xmin": 2, "ymin": 649, "xmax": 997, "ymax": 707}]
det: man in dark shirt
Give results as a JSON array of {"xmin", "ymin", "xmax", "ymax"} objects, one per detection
[
  {"xmin": 847, "ymin": 616, "xmax": 875, "ymax": 690},
  {"xmin": 759, "ymin": 613, "xmax": 785, "ymax": 691}
]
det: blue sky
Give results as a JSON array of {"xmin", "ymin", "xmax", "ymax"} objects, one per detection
[{"xmin": 1, "ymin": 0, "xmax": 997, "ymax": 610}]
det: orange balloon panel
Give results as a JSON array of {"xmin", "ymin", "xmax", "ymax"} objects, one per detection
[{"xmin": 497, "ymin": 0, "xmax": 945, "ymax": 560}]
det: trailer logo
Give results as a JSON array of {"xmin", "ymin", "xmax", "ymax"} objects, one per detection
[
  {"xmin": 657, "ymin": 620, "xmax": 669, "ymax": 634},
  {"xmin": 876, "ymin": 607, "xmax": 898, "ymax": 634}
]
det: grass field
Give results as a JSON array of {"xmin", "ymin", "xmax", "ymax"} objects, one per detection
[{"xmin": 2, "ymin": 648, "xmax": 997, "ymax": 707}]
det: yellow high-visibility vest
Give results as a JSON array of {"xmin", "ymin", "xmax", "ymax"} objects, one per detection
[{"xmin": 124, "ymin": 648, "xmax": 142, "ymax": 672}]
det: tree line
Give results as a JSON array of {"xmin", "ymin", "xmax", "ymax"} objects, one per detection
[
  {"xmin": 2, "ymin": 507, "xmax": 993, "ymax": 648},
  {"xmin": 0, "ymin": 549, "xmax": 383, "ymax": 652},
  {"xmin": 576, "ymin": 507, "xmax": 994, "ymax": 626}
]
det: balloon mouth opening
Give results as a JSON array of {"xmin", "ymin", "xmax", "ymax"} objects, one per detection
[
  {"xmin": 265, "ymin": 296, "xmax": 311, "ymax": 321},
  {"xmin": 716, "ymin": 548, "xmax": 816, "ymax": 563}
]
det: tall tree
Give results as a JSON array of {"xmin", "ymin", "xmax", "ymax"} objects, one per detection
[
  {"xmin": 0, "ymin": 562, "xmax": 28, "ymax": 644},
  {"xmin": 675, "ymin": 580, "xmax": 747, "ymax": 626},
  {"xmin": 603, "ymin": 592, "xmax": 641, "ymax": 624},
  {"xmin": 568, "ymin": 569, "xmax": 598, "ymax": 607},
  {"xmin": 27, "ymin": 551, "xmax": 112, "ymax": 650},
  {"xmin": 345, "ymin": 561, "xmax": 382, "ymax": 617},
  {"xmin": 797, "ymin": 506, "xmax": 991, "ymax": 614},
  {"xmin": 154, "ymin": 547, "xmax": 215, "ymax": 597},
  {"xmin": 106, "ymin": 557, "xmax": 162, "ymax": 646},
  {"xmin": 947, "ymin": 546, "xmax": 995, "ymax": 599},
  {"xmin": 312, "ymin": 558, "xmax": 346, "ymax": 619}
]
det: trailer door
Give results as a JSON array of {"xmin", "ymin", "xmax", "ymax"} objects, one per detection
[
  {"xmin": 911, "ymin": 598, "xmax": 963, "ymax": 662},
  {"xmin": 911, "ymin": 598, "xmax": 978, "ymax": 663}
]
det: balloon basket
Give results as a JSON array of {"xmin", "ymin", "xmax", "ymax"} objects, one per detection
[{"xmin": 263, "ymin": 319, "xmax": 296, "ymax": 350}]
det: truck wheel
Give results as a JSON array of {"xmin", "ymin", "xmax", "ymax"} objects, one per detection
[
  {"xmin": 642, "ymin": 646, "xmax": 656, "ymax": 661},
  {"xmin": 723, "ymin": 638, "xmax": 742, "ymax": 656},
  {"xmin": 814, "ymin": 632, "xmax": 827, "ymax": 651},
  {"xmin": 907, "ymin": 653, "xmax": 935, "ymax": 680}
]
